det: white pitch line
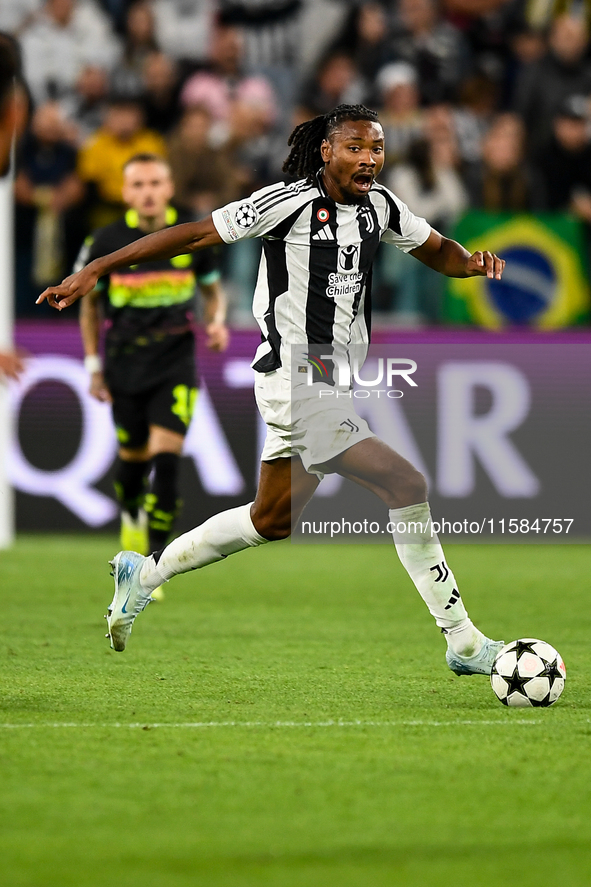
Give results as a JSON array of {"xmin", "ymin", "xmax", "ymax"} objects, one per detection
[{"xmin": 0, "ymin": 719, "xmax": 545, "ymax": 729}]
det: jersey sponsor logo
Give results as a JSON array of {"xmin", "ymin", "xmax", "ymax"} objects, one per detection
[
  {"xmin": 337, "ymin": 244, "xmax": 359, "ymax": 273},
  {"xmin": 312, "ymin": 224, "xmax": 334, "ymax": 242},
  {"xmin": 326, "ymin": 271, "xmax": 363, "ymax": 299},
  {"xmin": 221, "ymin": 208, "xmax": 239, "ymax": 241},
  {"xmin": 109, "ymin": 270, "xmax": 195, "ymax": 308},
  {"xmin": 234, "ymin": 202, "xmax": 258, "ymax": 229},
  {"xmin": 316, "ymin": 208, "xmax": 330, "ymax": 222}
]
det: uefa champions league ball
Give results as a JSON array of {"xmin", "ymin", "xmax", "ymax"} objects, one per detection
[{"xmin": 490, "ymin": 639, "xmax": 566, "ymax": 707}]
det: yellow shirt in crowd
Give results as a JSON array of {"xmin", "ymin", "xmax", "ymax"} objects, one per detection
[{"xmin": 78, "ymin": 129, "xmax": 168, "ymax": 205}]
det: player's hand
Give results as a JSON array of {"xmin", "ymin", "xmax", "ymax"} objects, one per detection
[
  {"xmin": 89, "ymin": 371, "xmax": 112, "ymax": 403},
  {"xmin": 0, "ymin": 349, "xmax": 25, "ymax": 380},
  {"xmin": 465, "ymin": 251, "xmax": 505, "ymax": 280},
  {"xmin": 205, "ymin": 322, "xmax": 230, "ymax": 352},
  {"xmin": 36, "ymin": 266, "xmax": 99, "ymax": 310}
]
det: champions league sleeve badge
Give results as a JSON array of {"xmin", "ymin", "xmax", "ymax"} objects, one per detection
[{"xmin": 234, "ymin": 203, "xmax": 258, "ymax": 229}]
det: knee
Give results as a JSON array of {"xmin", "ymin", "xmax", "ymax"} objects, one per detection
[
  {"xmin": 250, "ymin": 504, "xmax": 292, "ymax": 541},
  {"xmin": 395, "ymin": 468, "xmax": 428, "ymax": 508}
]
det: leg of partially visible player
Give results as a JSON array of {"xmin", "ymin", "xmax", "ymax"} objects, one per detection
[
  {"xmin": 145, "ymin": 425, "xmax": 184, "ymax": 553},
  {"xmin": 115, "ymin": 442, "xmax": 151, "ymax": 554},
  {"xmin": 327, "ymin": 438, "xmax": 503, "ymax": 676},
  {"xmin": 106, "ymin": 457, "xmax": 318, "ymax": 651},
  {"xmin": 111, "ymin": 391, "xmax": 151, "ymax": 554}
]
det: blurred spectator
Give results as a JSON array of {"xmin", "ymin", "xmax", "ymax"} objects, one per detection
[
  {"xmin": 504, "ymin": 25, "xmax": 547, "ymax": 105},
  {"xmin": 111, "ymin": 0, "xmax": 158, "ymax": 97},
  {"xmin": 77, "ymin": 96, "xmax": 166, "ymax": 227},
  {"xmin": 60, "ymin": 64, "xmax": 109, "ymax": 145},
  {"xmin": 167, "ymin": 106, "xmax": 245, "ymax": 216},
  {"xmin": 21, "ymin": 0, "xmax": 120, "ymax": 105},
  {"xmin": 441, "ymin": 0, "xmax": 521, "ymax": 83},
  {"xmin": 330, "ymin": 2, "xmax": 395, "ymax": 84},
  {"xmin": 465, "ymin": 112, "xmax": 534, "ymax": 210},
  {"xmin": 0, "ymin": 0, "xmax": 41, "ymax": 35},
  {"xmin": 382, "ymin": 132, "xmax": 467, "ymax": 322},
  {"xmin": 442, "ymin": 0, "xmax": 513, "ymax": 19},
  {"xmin": 515, "ymin": 14, "xmax": 591, "ymax": 150},
  {"xmin": 181, "ymin": 24, "xmax": 277, "ymax": 126},
  {"xmin": 141, "ymin": 51, "xmax": 181, "ymax": 135},
  {"xmin": 0, "ymin": 32, "xmax": 29, "ymax": 175},
  {"xmin": 181, "ymin": 22, "xmax": 278, "ymax": 184},
  {"xmin": 98, "ymin": 0, "xmax": 131, "ymax": 31},
  {"xmin": 376, "ymin": 62, "xmax": 424, "ymax": 167},
  {"xmin": 297, "ymin": 51, "xmax": 364, "ymax": 121},
  {"xmin": 535, "ymin": 95, "xmax": 591, "ymax": 220},
  {"xmin": 219, "ymin": 0, "xmax": 306, "ymax": 141},
  {"xmin": 219, "ymin": 0, "xmax": 304, "ymax": 72},
  {"xmin": 391, "ymin": 0, "xmax": 468, "ymax": 104},
  {"xmin": 151, "ymin": 0, "xmax": 215, "ymax": 63},
  {"xmin": 452, "ymin": 73, "xmax": 499, "ymax": 163},
  {"xmin": 388, "ymin": 135, "xmax": 468, "ymax": 231},
  {"xmin": 522, "ymin": 0, "xmax": 591, "ymax": 31},
  {"xmin": 14, "ymin": 101, "xmax": 84, "ymax": 303},
  {"xmin": 510, "ymin": 25, "xmax": 547, "ymax": 69}
]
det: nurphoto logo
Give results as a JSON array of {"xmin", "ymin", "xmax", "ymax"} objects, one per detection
[{"xmin": 303, "ymin": 354, "xmax": 418, "ymax": 399}]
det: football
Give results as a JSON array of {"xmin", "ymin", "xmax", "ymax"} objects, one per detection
[{"xmin": 490, "ymin": 639, "xmax": 566, "ymax": 707}]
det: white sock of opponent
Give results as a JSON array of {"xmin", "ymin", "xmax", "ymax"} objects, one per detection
[
  {"xmin": 389, "ymin": 502, "xmax": 485, "ymax": 658},
  {"xmin": 139, "ymin": 503, "xmax": 268, "ymax": 592}
]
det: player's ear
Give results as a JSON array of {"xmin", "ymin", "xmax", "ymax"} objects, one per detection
[{"xmin": 320, "ymin": 138, "xmax": 331, "ymax": 163}]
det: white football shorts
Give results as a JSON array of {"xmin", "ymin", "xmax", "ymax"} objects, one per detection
[{"xmin": 254, "ymin": 369, "xmax": 376, "ymax": 478}]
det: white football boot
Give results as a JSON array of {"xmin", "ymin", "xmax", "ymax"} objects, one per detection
[
  {"xmin": 120, "ymin": 511, "xmax": 166, "ymax": 602},
  {"xmin": 446, "ymin": 638, "xmax": 505, "ymax": 676},
  {"xmin": 106, "ymin": 551, "xmax": 152, "ymax": 651}
]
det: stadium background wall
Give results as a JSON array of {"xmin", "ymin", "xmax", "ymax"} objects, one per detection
[{"xmin": 11, "ymin": 322, "xmax": 591, "ymax": 540}]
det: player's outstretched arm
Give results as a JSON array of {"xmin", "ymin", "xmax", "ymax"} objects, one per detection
[
  {"xmin": 410, "ymin": 229, "xmax": 505, "ymax": 279},
  {"xmin": 37, "ymin": 216, "xmax": 224, "ymax": 310}
]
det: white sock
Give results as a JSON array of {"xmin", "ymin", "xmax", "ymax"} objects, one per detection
[
  {"xmin": 389, "ymin": 502, "xmax": 485, "ymax": 658},
  {"xmin": 139, "ymin": 503, "xmax": 268, "ymax": 592}
]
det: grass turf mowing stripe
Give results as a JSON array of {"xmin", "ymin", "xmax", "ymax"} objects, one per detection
[{"xmin": 0, "ymin": 718, "xmax": 546, "ymax": 728}]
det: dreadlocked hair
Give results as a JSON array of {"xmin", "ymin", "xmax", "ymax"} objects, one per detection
[{"xmin": 282, "ymin": 104, "xmax": 379, "ymax": 183}]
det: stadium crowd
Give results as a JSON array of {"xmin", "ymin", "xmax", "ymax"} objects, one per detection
[{"xmin": 6, "ymin": 0, "xmax": 591, "ymax": 323}]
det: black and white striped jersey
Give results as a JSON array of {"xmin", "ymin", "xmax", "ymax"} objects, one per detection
[{"xmin": 211, "ymin": 172, "xmax": 431, "ymax": 373}]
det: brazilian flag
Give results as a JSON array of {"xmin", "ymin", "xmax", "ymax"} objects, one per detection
[{"xmin": 445, "ymin": 212, "xmax": 590, "ymax": 328}]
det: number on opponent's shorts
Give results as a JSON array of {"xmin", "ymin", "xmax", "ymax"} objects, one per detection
[{"xmin": 171, "ymin": 385, "xmax": 198, "ymax": 427}]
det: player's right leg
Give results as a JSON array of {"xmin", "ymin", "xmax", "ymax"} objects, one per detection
[
  {"xmin": 106, "ymin": 457, "xmax": 318, "ymax": 651},
  {"xmin": 111, "ymin": 390, "xmax": 151, "ymax": 555}
]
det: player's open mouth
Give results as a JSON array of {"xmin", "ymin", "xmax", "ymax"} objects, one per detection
[{"xmin": 353, "ymin": 173, "xmax": 373, "ymax": 191}]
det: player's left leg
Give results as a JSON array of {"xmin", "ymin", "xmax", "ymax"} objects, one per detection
[
  {"xmin": 327, "ymin": 437, "xmax": 503, "ymax": 675},
  {"xmin": 145, "ymin": 425, "xmax": 184, "ymax": 553},
  {"xmin": 106, "ymin": 457, "xmax": 318, "ymax": 651}
]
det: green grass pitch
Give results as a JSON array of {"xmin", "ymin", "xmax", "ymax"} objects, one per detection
[{"xmin": 1, "ymin": 535, "xmax": 590, "ymax": 886}]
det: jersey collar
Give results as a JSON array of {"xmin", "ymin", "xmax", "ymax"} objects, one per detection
[{"xmin": 125, "ymin": 206, "xmax": 178, "ymax": 229}]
